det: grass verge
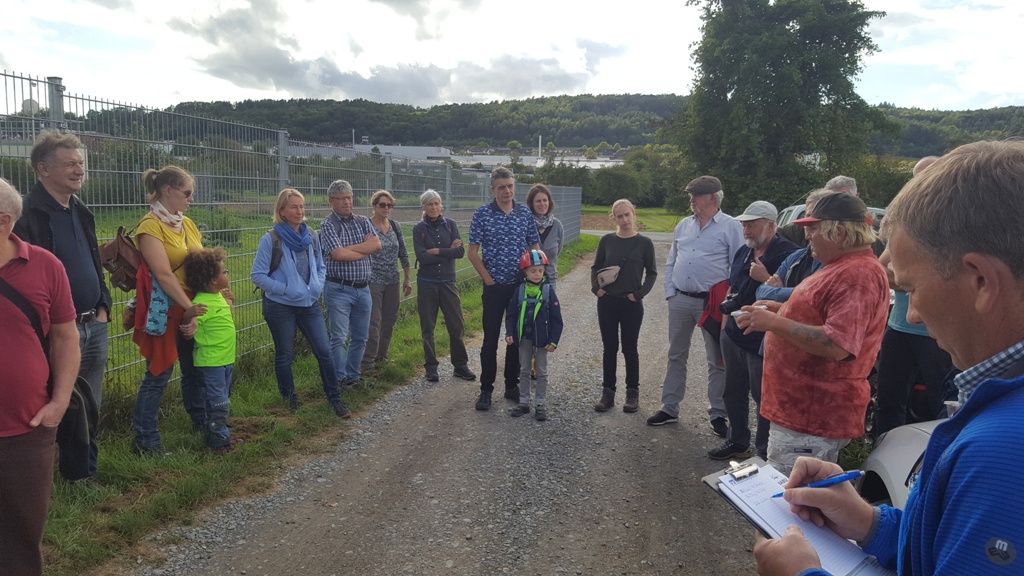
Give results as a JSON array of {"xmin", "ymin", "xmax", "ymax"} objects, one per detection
[
  {"xmin": 43, "ymin": 233, "xmax": 599, "ymax": 575},
  {"xmin": 581, "ymin": 204, "xmax": 683, "ymax": 233}
]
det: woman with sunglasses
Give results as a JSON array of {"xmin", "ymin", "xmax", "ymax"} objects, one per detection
[
  {"xmin": 361, "ymin": 190, "xmax": 412, "ymax": 373},
  {"xmin": 130, "ymin": 165, "xmax": 210, "ymax": 456}
]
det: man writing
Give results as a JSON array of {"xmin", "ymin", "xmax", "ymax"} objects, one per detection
[
  {"xmin": 468, "ymin": 167, "xmax": 540, "ymax": 410},
  {"xmin": 14, "ymin": 131, "xmax": 110, "ymax": 482},
  {"xmin": 736, "ymin": 192, "xmax": 888, "ymax": 475},
  {"xmin": 752, "ymin": 140, "xmax": 1024, "ymax": 575},
  {"xmin": 0, "ymin": 177, "xmax": 80, "ymax": 576},
  {"xmin": 320, "ymin": 180, "xmax": 381, "ymax": 388}
]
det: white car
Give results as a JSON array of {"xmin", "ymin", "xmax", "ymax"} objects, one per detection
[
  {"xmin": 776, "ymin": 204, "xmax": 887, "ymax": 227},
  {"xmin": 856, "ymin": 419, "xmax": 942, "ymax": 508}
]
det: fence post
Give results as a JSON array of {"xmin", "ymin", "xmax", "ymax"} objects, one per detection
[
  {"xmin": 46, "ymin": 77, "xmax": 66, "ymax": 131},
  {"xmin": 277, "ymin": 130, "xmax": 289, "ymax": 192},
  {"xmin": 384, "ymin": 153, "xmax": 393, "ymax": 192}
]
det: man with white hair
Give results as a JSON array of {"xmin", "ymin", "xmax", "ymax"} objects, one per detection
[
  {"xmin": 0, "ymin": 177, "xmax": 80, "ymax": 576},
  {"xmin": 824, "ymin": 174, "xmax": 857, "ymax": 197}
]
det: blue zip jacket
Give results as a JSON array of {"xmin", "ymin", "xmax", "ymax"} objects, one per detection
[
  {"xmin": 250, "ymin": 230, "xmax": 327, "ymax": 307},
  {"xmin": 504, "ymin": 279, "xmax": 563, "ymax": 348}
]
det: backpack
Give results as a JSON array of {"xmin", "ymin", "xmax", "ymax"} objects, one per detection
[
  {"xmin": 253, "ymin": 228, "xmax": 318, "ymax": 294},
  {"xmin": 99, "ymin": 225, "xmax": 141, "ymax": 292}
]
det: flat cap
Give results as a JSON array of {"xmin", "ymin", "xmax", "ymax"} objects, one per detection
[{"xmin": 685, "ymin": 175, "xmax": 722, "ymax": 196}]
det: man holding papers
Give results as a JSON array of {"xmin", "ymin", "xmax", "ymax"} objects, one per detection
[{"xmin": 752, "ymin": 140, "xmax": 1024, "ymax": 575}]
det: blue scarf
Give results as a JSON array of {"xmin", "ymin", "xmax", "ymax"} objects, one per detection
[{"xmin": 274, "ymin": 222, "xmax": 313, "ymax": 253}]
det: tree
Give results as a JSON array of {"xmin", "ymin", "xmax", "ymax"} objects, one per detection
[
  {"xmin": 674, "ymin": 0, "xmax": 895, "ymax": 213},
  {"xmin": 507, "ymin": 140, "xmax": 522, "ymax": 150}
]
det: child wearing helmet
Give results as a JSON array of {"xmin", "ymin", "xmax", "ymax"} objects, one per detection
[{"xmin": 504, "ymin": 250, "xmax": 563, "ymax": 421}]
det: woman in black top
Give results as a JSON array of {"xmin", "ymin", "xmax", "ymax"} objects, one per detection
[{"xmin": 591, "ymin": 199, "xmax": 657, "ymax": 414}]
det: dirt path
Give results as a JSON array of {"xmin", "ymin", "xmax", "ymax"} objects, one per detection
[{"xmin": 122, "ymin": 238, "xmax": 756, "ymax": 576}]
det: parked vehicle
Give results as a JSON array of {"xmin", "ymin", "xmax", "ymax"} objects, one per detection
[
  {"xmin": 856, "ymin": 419, "xmax": 942, "ymax": 508},
  {"xmin": 776, "ymin": 204, "xmax": 887, "ymax": 227}
]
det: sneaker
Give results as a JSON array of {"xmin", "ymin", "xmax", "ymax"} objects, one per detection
[
  {"xmin": 331, "ymin": 399, "xmax": 353, "ymax": 419},
  {"xmin": 646, "ymin": 411, "xmax": 679, "ymax": 426},
  {"xmin": 534, "ymin": 405, "xmax": 548, "ymax": 421},
  {"xmin": 707, "ymin": 441, "xmax": 754, "ymax": 460},
  {"xmin": 425, "ymin": 366, "xmax": 440, "ymax": 382},
  {"xmin": 288, "ymin": 393, "xmax": 299, "ymax": 413},
  {"xmin": 339, "ymin": 379, "xmax": 354, "ymax": 391},
  {"xmin": 475, "ymin": 391, "xmax": 492, "ymax": 411},
  {"xmin": 503, "ymin": 385, "xmax": 521, "ymax": 401},
  {"xmin": 130, "ymin": 443, "xmax": 168, "ymax": 458},
  {"xmin": 710, "ymin": 417, "xmax": 728, "ymax": 438},
  {"xmin": 453, "ymin": 365, "xmax": 476, "ymax": 381},
  {"xmin": 510, "ymin": 404, "xmax": 531, "ymax": 417}
]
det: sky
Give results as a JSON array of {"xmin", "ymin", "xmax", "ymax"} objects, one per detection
[{"xmin": 2, "ymin": 0, "xmax": 1022, "ymax": 112}]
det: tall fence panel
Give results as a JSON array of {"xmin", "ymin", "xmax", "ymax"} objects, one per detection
[{"xmin": 0, "ymin": 70, "xmax": 581, "ymax": 403}]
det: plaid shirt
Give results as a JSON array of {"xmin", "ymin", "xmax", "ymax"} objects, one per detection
[
  {"xmin": 954, "ymin": 339, "xmax": 1024, "ymax": 404},
  {"xmin": 320, "ymin": 211, "xmax": 375, "ymax": 282}
]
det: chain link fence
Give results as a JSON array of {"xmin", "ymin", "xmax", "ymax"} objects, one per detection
[{"xmin": 0, "ymin": 70, "xmax": 581, "ymax": 400}]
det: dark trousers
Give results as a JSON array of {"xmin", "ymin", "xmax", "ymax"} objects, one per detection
[
  {"xmin": 876, "ymin": 327, "xmax": 954, "ymax": 435},
  {"xmin": 480, "ymin": 282, "xmax": 519, "ymax": 392},
  {"xmin": 0, "ymin": 425, "xmax": 57, "ymax": 576},
  {"xmin": 721, "ymin": 333, "xmax": 769, "ymax": 455},
  {"xmin": 597, "ymin": 295, "xmax": 644, "ymax": 390},
  {"xmin": 417, "ymin": 280, "xmax": 469, "ymax": 368}
]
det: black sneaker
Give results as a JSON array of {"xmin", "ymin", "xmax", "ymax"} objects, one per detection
[
  {"xmin": 510, "ymin": 404, "xmax": 531, "ymax": 417},
  {"xmin": 130, "ymin": 443, "xmax": 167, "ymax": 457},
  {"xmin": 425, "ymin": 366, "xmax": 440, "ymax": 382},
  {"xmin": 707, "ymin": 441, "xmax": 753, "ymax": 460},
  {"xmin": 331, "ymin": 399, "xmax": 353, "ymax": 419},
  {"xmin": 475, "ymin": 391, "xmax": 492, "ymax": 411},
  {"xmin": 646, "ymin": 411, "xmax": 679, "ymax": 426},
  {"xmin": 710, "ymin": 417, "xmax": 728, "ymax": 438},
  {"xmin": 503, "ymin": 386, "xmax": 520, "ymax": 401},
  {"xmin": 453, "ymin": 366, "xmax": 476, "ymax": 381},
  {"xmin": 534, "ymin": 405, "xmax": 548, "ymax": 421}
]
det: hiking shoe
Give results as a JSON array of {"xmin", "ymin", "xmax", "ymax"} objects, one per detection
[
  {"xmin": 475, "ymin": 391, "xmax": 492, "ymax": 411},
  {"xmin": 710, "ymin": 417, "xmax": 728, "ymax": 438},
  {"xmin": 425, "ymin": 366, "xmax": 440, "ymax": 382},
  {"xmin": 623, "ymin": 388, "xmax": 639, "ymax": 413},
  {"xmin": 510, "ymin": 404, "xmax": 531, "ymax": 417},
  {"xmin": 503, "ymin": 386, "xmax": 520, "ymax": 401},
  {"xmin": 708, "ymin": 441, "xmax": 753, "ymax": 460},
  {"xmin": 331, "ymin": 399, "xmax": 353, "ymax": 419},
  {"xmin": 130, "ymin": 443, "xmax": 168, "ymax": 458},
  {"xmin": 646, "ymin": 411, "xmax": 679, "ymax": 426},
  {"xmin": 534, "ymin": 404, "xmax": 548, "ymax": 421},
  {"xmin": 453, "ymin": 365, "xmax": 476, "ymax": 381},
  {"xmin": 594, "ymin": 387, "xmax": 615, "ymax": 412},
  {"xmin": 288, "ymin": 393, "xmax": 299, "ymax": 413}
]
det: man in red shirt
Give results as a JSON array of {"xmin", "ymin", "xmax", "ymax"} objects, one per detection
[
  {"xmin": 0, "ymin": 177, "xmax": 80, "ymax": 576},
  {"xmin": 735, "ymin": 192, "xmax": 888, "ymax": 475}
]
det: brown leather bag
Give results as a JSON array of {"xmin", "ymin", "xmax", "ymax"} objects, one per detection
[{"xmin": 99, "ymin": 225, "xmax": 141, "ymax": 292}]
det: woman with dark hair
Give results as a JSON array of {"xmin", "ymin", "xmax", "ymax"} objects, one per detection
[
  {"xmin": 526, "ymin": 184, "xmax": 564, "ymax": 289},
  {"xmin": 130, "ymin": 165, "xmax": 209, "ymax": 456},
  {"xmin": 591, "ymin": 199, "xmax": 657, "ymax": 414},
  {"xmin": 362, "ymin": 189, "xmax": 412, "ymax": 373},
  {"xmin": 250, "ymin": 188, "xmax": 351, "ymax": 418}
]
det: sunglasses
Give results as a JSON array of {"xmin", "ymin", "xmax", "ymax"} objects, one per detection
[
  {"xmin": 376, "ymin": 202, "xmax": 394, "ymax": 209},
  {"xmin": 175, "ymin": 187, "xmax": 194, "ymax": 198}
]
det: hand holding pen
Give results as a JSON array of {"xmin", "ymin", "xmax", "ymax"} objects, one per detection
[
  {"xmin": 772, "ymin": 470, "xmax": 864, "ymax": 498},
  {"xmin": 780, "ymin": 457, "xmax": 877, "ymax": 543}
]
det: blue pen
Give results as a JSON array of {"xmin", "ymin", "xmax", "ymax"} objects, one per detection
[{"xmin": 771, "ymin": 470, "xmax": 864, "ymax": 498}]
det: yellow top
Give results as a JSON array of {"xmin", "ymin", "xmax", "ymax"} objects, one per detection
[{"xmin": 136, "ymin": 213, "xmax": 203, "ymax": 290}]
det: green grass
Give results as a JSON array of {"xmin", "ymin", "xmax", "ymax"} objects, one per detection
[
  {"xmin": 581, "ymin": 204, "xmax": 684, "ymax": 233},
  {"xmin": 42, "ymin": 234, "xmax": 598, "ymax": 576}
]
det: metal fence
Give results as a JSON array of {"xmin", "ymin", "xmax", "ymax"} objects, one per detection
[{"xmin": 0, "ymin": 70, "xmax": 581, "ymax": 399}]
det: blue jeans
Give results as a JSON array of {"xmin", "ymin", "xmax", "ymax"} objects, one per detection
[
  {"xmin": 198, "ymin": 365, "xmax": 233, "ymax": 448},
  {"xmin": 262, "ymin": 298, "xmax": 340, "ymax": 402},
  {"xmin": 324, "ymin": 282, "xmax": 372, "ymax": 383},
  {"xmin": 132, "ymin": 333, "xmax": 204, "ymax": 448},
  {"xmin": 76, "ymin": 316, "xmax": 108, "ymax": 478}
]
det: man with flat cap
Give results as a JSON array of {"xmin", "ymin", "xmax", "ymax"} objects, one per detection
[
  {"xmin": 734, "ymin": 192, "xmax": 888, "ymax": 475},
  {"xmin": 647, "ymin": 176, "xmax": 743, "ymax": 434},
  {"xmin": 709, "ymin": 200, "xmax": 797, "ymax": 461}
]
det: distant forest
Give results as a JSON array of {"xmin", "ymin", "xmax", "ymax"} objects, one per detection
[{"xmin": 170, "ymin": 95, "xmax": 1024, "ymax": 158}]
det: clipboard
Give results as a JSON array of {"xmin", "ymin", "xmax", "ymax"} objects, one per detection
[{"xmin": 702, "ymin": 458, "xmax": 895, "ymax": 576}]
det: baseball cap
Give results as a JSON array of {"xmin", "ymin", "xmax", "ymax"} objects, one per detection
[
  {"xmin": 685, "ymin": 175, "xmax": 722, "ymax": 196},
  {"xmin": 792, "ymin": 192, "xmax": 870, "ymax": 226},
  {"xmin": 734, "ymin": 200, "xmax": 778, "ymax": 222}
]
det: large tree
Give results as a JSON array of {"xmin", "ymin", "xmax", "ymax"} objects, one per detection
[{"xmin": 675, "ymin": 0, "xmax": 894, "ymax": 212}]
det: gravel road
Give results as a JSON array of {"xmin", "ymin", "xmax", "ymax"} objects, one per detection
[{"xmin": 119, "ymin": 236, "xmax": 757, "ymax": 576}]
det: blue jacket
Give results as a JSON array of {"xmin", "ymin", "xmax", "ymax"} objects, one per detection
[
  {"xmin": 505, "ymin": 280, "xmax": 563, "ymax": 349},
  {"xmin": 806, "ymin": 357, "xmax": 1024, "ymax": 576},
  {"xmin": 250, "ymin": 230, "xmax": 327, "ymax": 307}
]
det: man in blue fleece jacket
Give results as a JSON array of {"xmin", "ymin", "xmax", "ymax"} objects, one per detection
[{"xmin": 752, "ymin": 140, "xmax": 1024, "ymax": 576}]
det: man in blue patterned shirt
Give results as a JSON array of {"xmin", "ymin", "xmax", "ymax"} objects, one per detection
[
  {"xmin": 320, "ymin": 180, "xmax": 381, "ymax": 388},
  {"xmin": 468, "ymin": 167, "xmax": 540, "ymax": 410}
]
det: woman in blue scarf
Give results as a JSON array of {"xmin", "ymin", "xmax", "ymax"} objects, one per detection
[{"xmin": 250, "ymin": 189, "xmax": 351, "ymax": 418}]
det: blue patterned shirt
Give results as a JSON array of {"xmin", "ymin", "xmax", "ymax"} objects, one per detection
[
  {"xmin": 469, "ymin": 200, "xmax": 540, "ymax": 285},
  {"xmin": 319, "ymin": 211, "xmax": 375, "ymax": 282}
]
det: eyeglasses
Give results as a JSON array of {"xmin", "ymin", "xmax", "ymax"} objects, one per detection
[
  {"xmin": 176, "ymin": 187, "xmax": 194, "ymax": 198},
  {"xmin": 376, "ymin": 202, "xmax": 393, "ymax": 209}
]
